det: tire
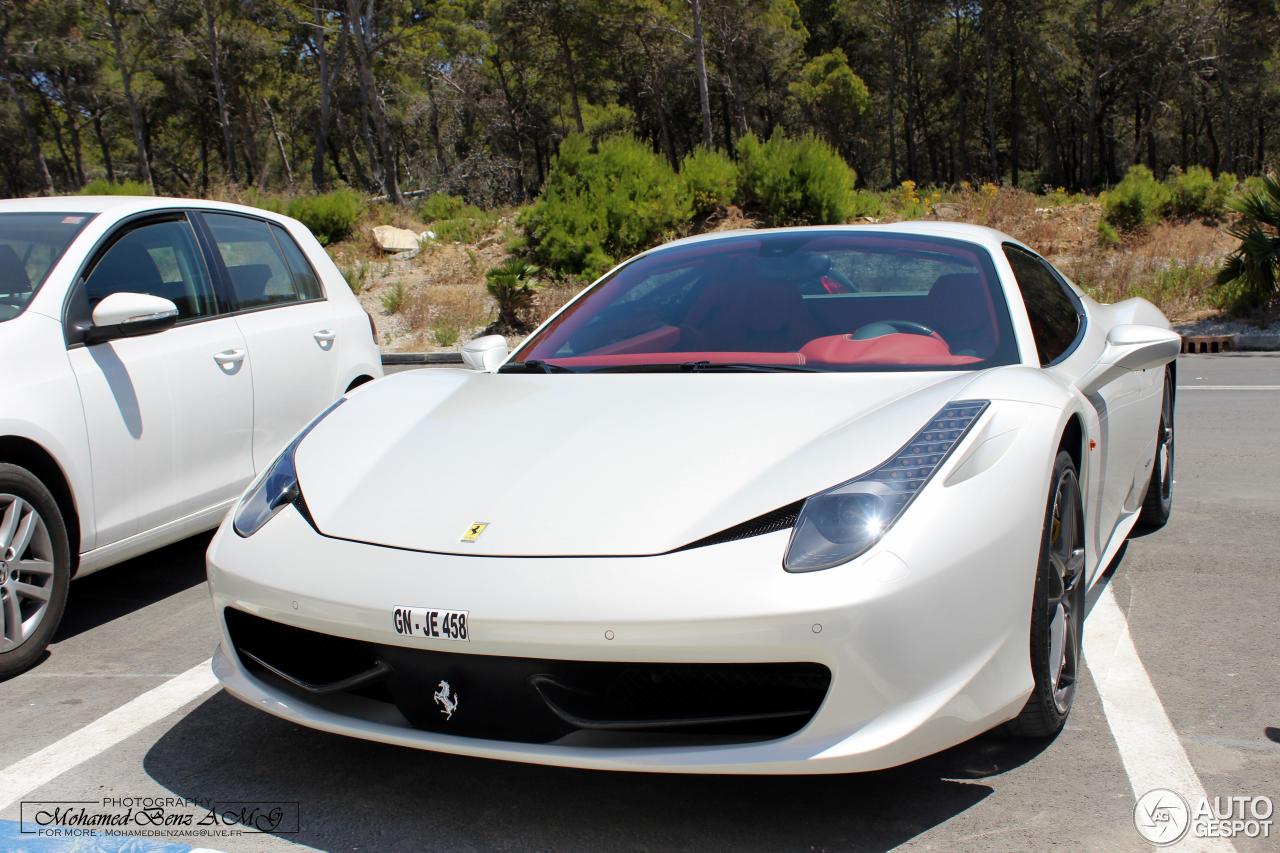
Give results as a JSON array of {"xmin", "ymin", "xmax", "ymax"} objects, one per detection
[
  {"xmin": 1008, "ymin": 450, "xmax": 1086, "ymax": 738},
  {"xmin": 1135, "ymin": 368, "xmax": 1174, "ymax": 532},
  {"xmin": 0, "ymin": 464, "xmax": 71, "ymax": 680}
]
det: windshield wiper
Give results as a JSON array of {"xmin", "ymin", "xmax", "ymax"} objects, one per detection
[
  {"xmin": 681, "ymin": 361, "xmax": 817, "ymax": 373},
  {"xmin": 498, "ymin": 359, "xmax": 577, "ymax": 373},
  {"xmin": 592, "ymin": 361, "xmax": 817, "ymax": 373}
]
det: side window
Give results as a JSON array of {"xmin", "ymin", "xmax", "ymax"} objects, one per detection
[
  {"xmin": 81, "ymin": 218, "xmax": 217, "ymax": 321},
  {"xmin": 1003, "ymin": 246, "xmax": 1082, "ymax": 365},
  {"xmin": 203, "ymin": 213, "xmax": 301, "ymax": 310},
  {"xmin": 270, "ymin": 223, "xmax": 323, "ymax": 301}
]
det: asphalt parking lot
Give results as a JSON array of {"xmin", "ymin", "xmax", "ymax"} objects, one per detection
[{"xmin": 1, "ymin": 353, "xmax": 1276, "ymax": 852}]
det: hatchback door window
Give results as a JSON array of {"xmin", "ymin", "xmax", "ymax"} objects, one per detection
[
  {"xmin": 270, "ymin": 223, "xmax": 323, "ymax": 301},
  {"xmin": 81, "ymin": 218, "xmax": 217, "ymax": 321},
  {"xmin": 203, "ymin": 213, "xmax": 303, "ymax": 310}
]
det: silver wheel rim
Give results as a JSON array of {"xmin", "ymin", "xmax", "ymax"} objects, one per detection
[
  {"xmin": 0, "ymin": 494, "xmax": 55, "ymax": 653},
  {"xmin": 1046, "ymin": 471, "xmax": 1085, "ymax": 714}
]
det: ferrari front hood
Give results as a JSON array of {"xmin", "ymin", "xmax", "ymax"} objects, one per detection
[{"xmin": 294, "ymin": 368, "xmax": 974, "ymax": 556}]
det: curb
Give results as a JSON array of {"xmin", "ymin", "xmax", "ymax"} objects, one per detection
[
  {"xmin": 1177, "ymin": 333, "xmax": 1280, "ymax": 353},
  {"xmin": 381, "ymin": 352, "xmax": 464, "ymax": 365}
]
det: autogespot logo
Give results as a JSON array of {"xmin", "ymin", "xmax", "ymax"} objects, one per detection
[
  {"xmin": 1134, "ymin": 789, "xmax": 1275, "ymax": 845},
  {"xmin": 1134, "ymin": 788, "xmax": 1191, "ymax": 845}
]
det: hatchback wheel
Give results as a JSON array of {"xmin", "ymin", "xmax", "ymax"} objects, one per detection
[{"xmin": 0, "ymin": 464, "xmax": 71, "ymax": 680}]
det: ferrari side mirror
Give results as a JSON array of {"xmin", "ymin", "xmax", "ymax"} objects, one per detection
[
  {"xmin": 460, "ymin": 335, "xmax": 509, "ymax": 372},
  {"xmin": 1078, "ymin": 324, "xmax": 1182, "ymax": 396}
]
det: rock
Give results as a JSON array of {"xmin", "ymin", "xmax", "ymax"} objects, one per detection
[
  {"xmin": 419, "ymin": 229, "xmax": 436, "ymax": 242},
  {"xmin": 859, "ymin": 216, "xmax": 881, "ymax": 223},
  {"xmin": 391, "ymin": 248, "xmax": 419, "ymax": 261},
  {"xmin": 372, "ymin": 225, "xmax": 420, "ymax": 253},
  {"xmin": 931, "ymin": 202, "xmax": 962, "ymax": 220}
]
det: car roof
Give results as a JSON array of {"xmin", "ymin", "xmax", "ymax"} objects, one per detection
[
  {"xmin": 0, "ymin": 194, "xmax": 291, "ymax": 222},
  {"xmin": 647, "ymin": 221, "xmax": 1026, "ymax": 256}
]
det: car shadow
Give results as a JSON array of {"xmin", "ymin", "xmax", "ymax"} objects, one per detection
[
  {"xmin": 54, "ymin": 532, "xmax": 213, "ymax": 642},
  {"xmin": 143, "ymin": 690, "xmax": 1055, "ymax": 851}
]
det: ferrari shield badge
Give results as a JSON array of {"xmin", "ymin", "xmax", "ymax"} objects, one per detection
[{"xmin": 460, "ymin": 522, "xmax": 488, "ymax": 543}]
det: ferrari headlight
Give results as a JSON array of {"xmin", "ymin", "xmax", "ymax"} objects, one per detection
[
  {"xmin": 783, "ymin": 400, "xmax": 989, "ymax": 572},
  {"xmin": 233, "ymin": 398, "xmax": 345, "ymax": 538}
]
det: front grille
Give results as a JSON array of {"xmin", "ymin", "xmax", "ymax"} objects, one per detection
[{"xmin": 225, "ymin": 608, "xmax": 830, "ymax": 746}]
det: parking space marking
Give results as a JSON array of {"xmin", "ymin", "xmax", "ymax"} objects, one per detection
[
  {"xmin": 0, "ymin": 659, "xmax": 217, "ymax": 812},
  {"xmin": 1176, "ymin": 385, "xmax": 1280, "ymax": 390},
  {"xmin": 1085, "ymin": 585, "xmax": 1235, "ymax": 852}
]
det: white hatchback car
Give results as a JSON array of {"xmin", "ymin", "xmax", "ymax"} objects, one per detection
[{"xmin": 0, "ymin": 196, "xmax": 382, "ymax": 676}]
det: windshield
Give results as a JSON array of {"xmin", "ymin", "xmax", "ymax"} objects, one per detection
[
  {"xmin": 513, "ymin": 231, "xmax": 1019, "ymax": 372},
  {"xmin": 0, "ymin": 212, "xmax": 94, "ymax": 322}
]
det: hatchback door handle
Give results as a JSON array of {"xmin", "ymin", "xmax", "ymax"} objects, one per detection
[
  {"xmin": 213, "ymin": 348, "xmax": 246, "ymax": 368},
  {"xmin": 314, "ymin": 329, "xmax": 336, "ymax": 349}
]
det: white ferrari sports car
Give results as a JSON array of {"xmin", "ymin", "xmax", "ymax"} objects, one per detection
[{"xmin": 208, "ymin": 223, "xmax": 1181, "ymax": 774}]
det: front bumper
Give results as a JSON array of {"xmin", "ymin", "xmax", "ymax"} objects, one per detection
[{"xmin": 207, "ymin": 415, "xmax": 1051, "ymax": 774}]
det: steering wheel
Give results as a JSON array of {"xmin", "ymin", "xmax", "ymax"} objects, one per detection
[{"xmin": 851, "ymin": 320, "xmax": 937, "ymax": 340}]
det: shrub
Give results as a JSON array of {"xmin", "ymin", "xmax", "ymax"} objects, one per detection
[
  {"xmin": 339, "ymin": 260, "xmax": 368, "ymax": 295},
  {"xmin": 734, "ymin": 129, "xmax": 858, "ymax": 226},
  {"xmin": 1096, "ymin": 219, "xmax": 1121, "ymax": 247},
  {"xmin": 381, "ymin": 281, "xmax": 407, "ymax": 314},
  {"xmin": 1165, "ymin": 166, "xmax": 1236, "ymax": 220},
  {"xmin": 79, "ymin": 178, "xmax": 151, "ymax": 196},
  {"xmin": 1216, "ymin": 172, "xmax": 1280, "ymax": 312},
  {"xmin": 1101, "ymin": 165, "xmax": 1169, "ymax": 233},
  {"xmin": 420, "ymin": 192, "xmax": 498, "ymax": 242},
  {"xmin": 681, "ymin": 147, "xmax": 738, "ymax": 216},
  {"xmin": 418, "ymin": 192, "xmax": 467, "ymax": 222},
  {"xmin": 520, "ymin": 134, "xmax": 692, "ymax": 278},
  {"xmin": 433, "ymin": 324, "xmax": 460, "ymax": 348},
  {"xmin": 485, "ymin": 257, "xmax": 542, "ymax": 330},
  {"xmin": 849, "ymin": 190, "xmax": 883, "ymax": 219},
  {"xmin": 287, "ymin": 189, "xmax": 362, "ymax": 245}
]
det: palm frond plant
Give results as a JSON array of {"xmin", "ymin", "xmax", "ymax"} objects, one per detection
[
  {"xmin": 1216, "ymin": 173, "xmax": 1280, "ymax": 313},
  {"xmin": 485, "ymin": 258, "xmax": 543, "ymax": 331}
]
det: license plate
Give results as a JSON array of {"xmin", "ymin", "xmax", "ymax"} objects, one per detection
[{"xmin": 392, "ymin": 606, "xmax": 469, "ymax": 641}]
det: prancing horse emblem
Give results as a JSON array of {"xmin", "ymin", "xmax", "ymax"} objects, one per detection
[{"xmin": 434, "ymin": 680, "xmax": 459, "ymax": 719}]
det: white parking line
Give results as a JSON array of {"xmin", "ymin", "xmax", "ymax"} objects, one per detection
[
  {"xmin": 1177, "ymin": 385, "xmax": 1280, "ymax": 390},
  {"xmin": 0, "ymin": 658, "xmax": 217, "ymax": 812},
  {"xmin": 1085, "ymin": 585, "xmax": 1235, "ymax": 852}
]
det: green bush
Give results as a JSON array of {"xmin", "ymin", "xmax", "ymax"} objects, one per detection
[
  {"xmin": 287, "ymin": 189, "xmax": 362, "ymax": 245},
  {"xmin": 1216, "ymin": 172, "xmax": 1280, "ymax": 313},
  {"xmin": 380, "ymin": 281, "xmax": 407, "ymax": 314},
  {"xmin": 1165, "ymin": 166, "xmax": 1236, "ymax": 220},
  {"xmin": 420, "ymin": 192, "xmax": 497, "ymax": 242},
  {"xmin": 519, "ymin": 134, "xmax": 692, "ymax": 278},
  {"xmin": 681, "ymin": 147, "xmax": 738, "ymax": 216},
  {"xmin": 79, "ymin": 178, "xmax": 151, "ymax": 196},
  {"xmin": 419, "ymin": 192, "xmax": 467, "ymax": 222},
  {"xmin": 1101, "ymin": 165, "xmax": 1169, "ymax": 233},
  {"xmin": 1096, "ymin": 218, "xmax": 1121, "ymax": 247},
  {"xmin": 734, "ymin": 129, "xmax": 858, "ymax": 226},
  {"xmin": 486, "ymin": 257, "xmax": 543, "ymax": 330}
]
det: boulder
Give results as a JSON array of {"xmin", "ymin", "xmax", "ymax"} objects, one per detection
[
  {"xmin": 931, "ymin": 202, "xmax": 963, "ymax": 220},
  {"xmin": 372, "ymin": 225, "xmax": 420, "ymax": 253}
]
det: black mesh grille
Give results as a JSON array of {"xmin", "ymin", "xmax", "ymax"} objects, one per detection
[
  {"xmin": 675, "ymin": 500, "xmax": 802, "ymax": 551},
  {"xmin": 225, "ymin": 608, "xmax": 829, "ymax": 746}
]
